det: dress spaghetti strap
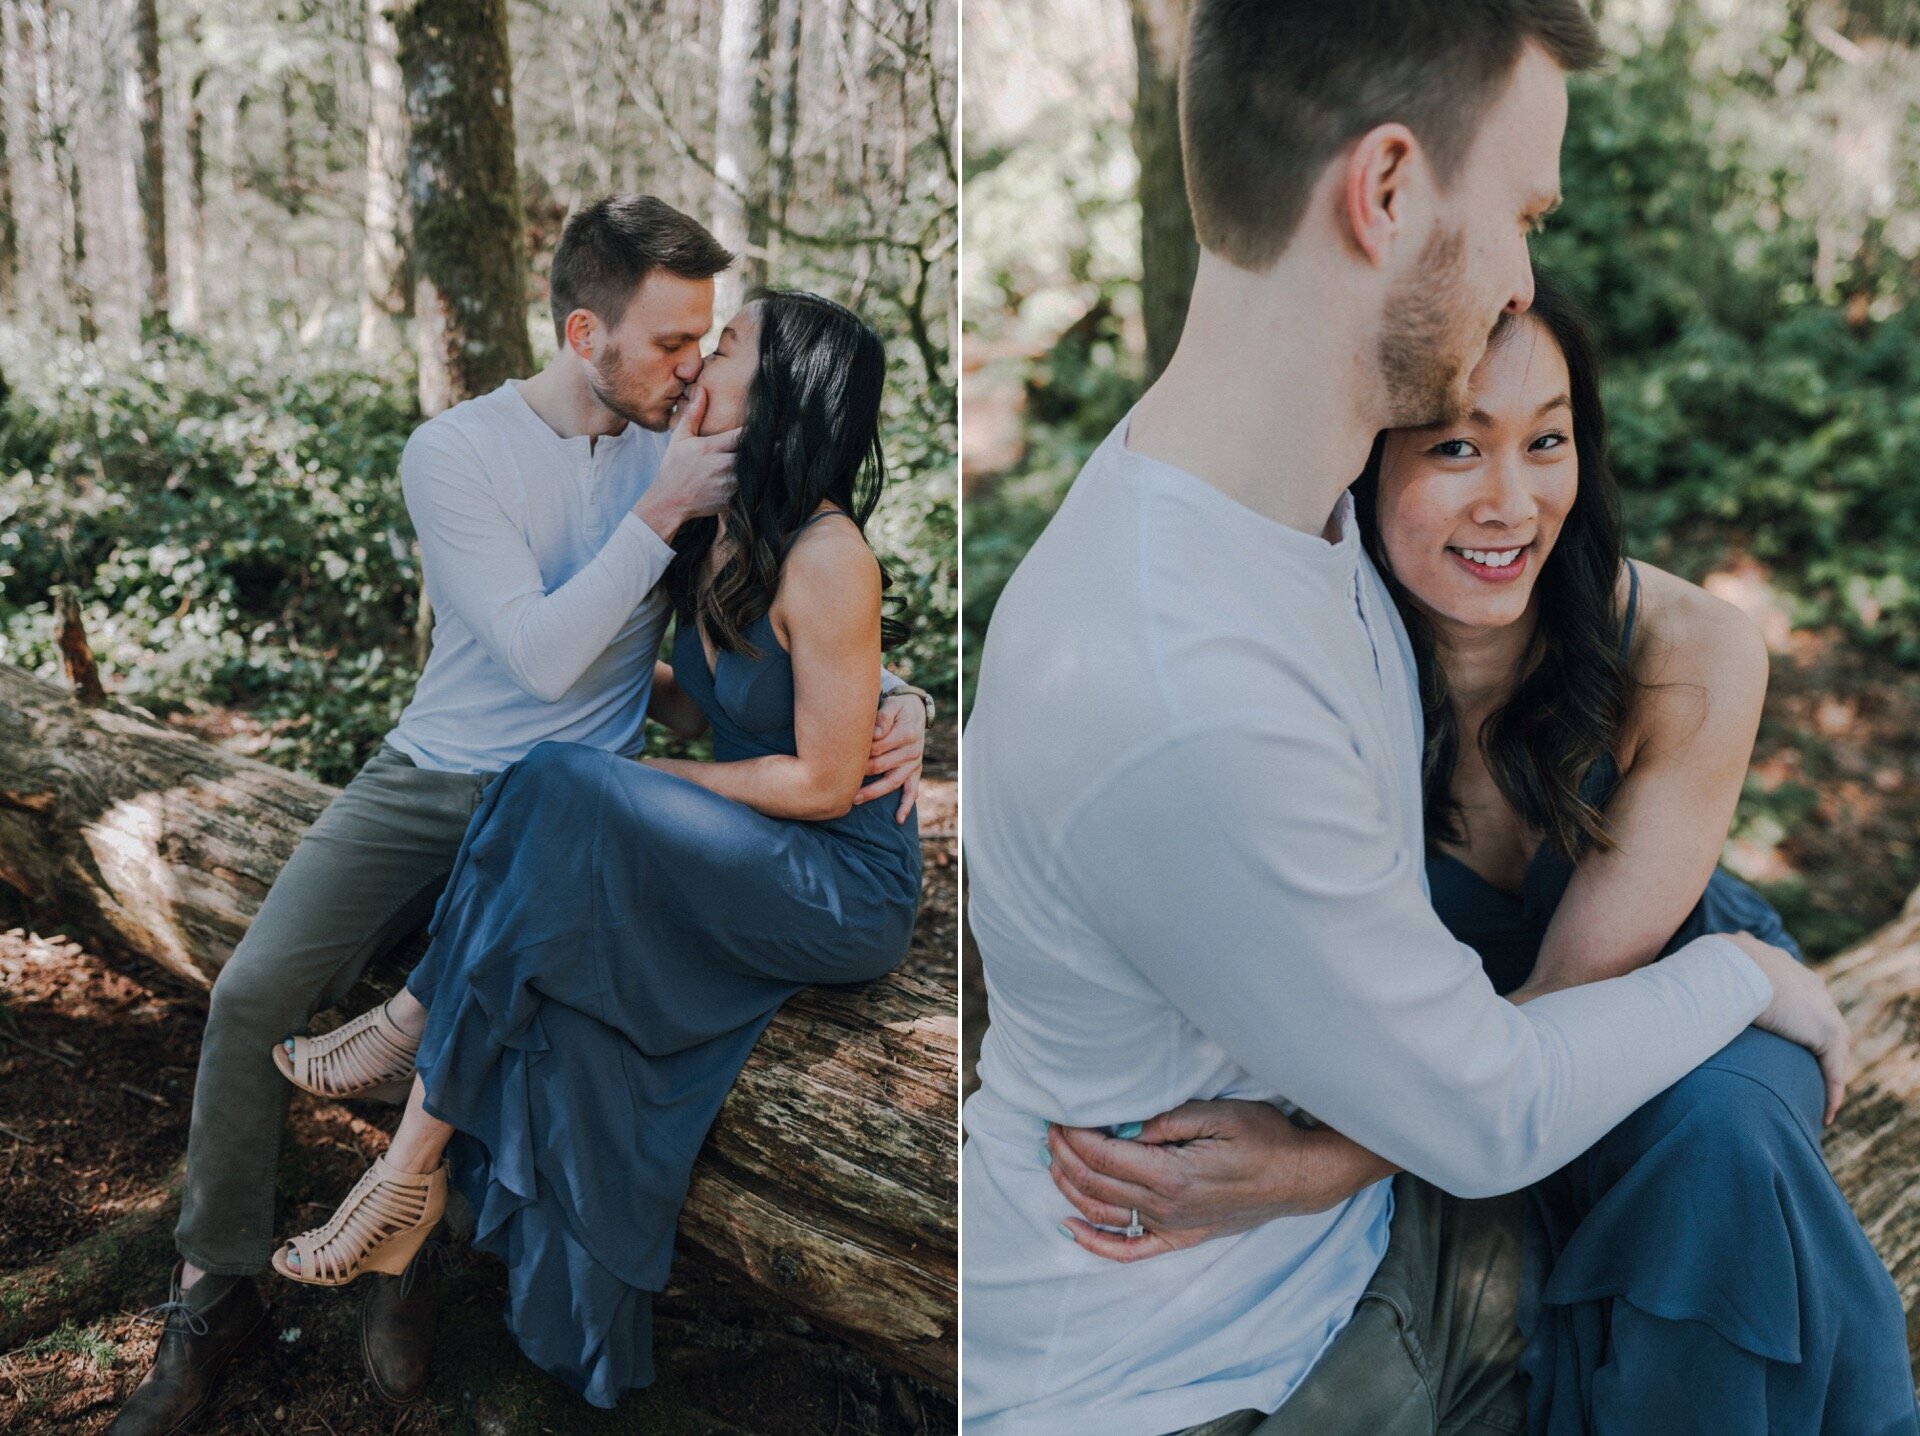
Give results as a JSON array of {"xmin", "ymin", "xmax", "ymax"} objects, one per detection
[
  {"xmin": 1619, "ymin": 559, "xmax": 1641, "ymax": 660},
  {"xmin": 793, "ymin": 506, "xmax": 852, "ymax": 534}
]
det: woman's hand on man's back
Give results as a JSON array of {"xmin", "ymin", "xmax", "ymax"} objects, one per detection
[{"xmin": 1046, "ymin": 1101, "xmax": 1398, "ymax": 1263}]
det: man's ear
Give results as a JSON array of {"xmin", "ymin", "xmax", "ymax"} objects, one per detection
[
  {"xmin": 564, "ymin": 308, "xmax": 598, "ymax": 361},
  {"xmin": 1342, "ymin": 122, "xmax": 1424, "ymax": 268}
]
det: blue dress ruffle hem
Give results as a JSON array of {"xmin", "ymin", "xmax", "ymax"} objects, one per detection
[{"xmin": 403, "ymin": 608, "xmax": 920, "ymax": 1408}]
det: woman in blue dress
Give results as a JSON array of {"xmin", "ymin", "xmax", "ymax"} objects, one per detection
[
  {"xmin": 262, "ymin": 290, "xmax": 922, "ymax": 1407},
  {"xmin": 1047, "ymin": 274, "xmax": 1916, "ymax": 1433}
]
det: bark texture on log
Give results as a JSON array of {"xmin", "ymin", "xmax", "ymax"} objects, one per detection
[
  {"xmin": 0, "ymin": 664, "xmax": 957, "ymax": 1392},
  {"xmin": 1820, "ymin": 887, "xmax": 1920, "ymax": 1384}
]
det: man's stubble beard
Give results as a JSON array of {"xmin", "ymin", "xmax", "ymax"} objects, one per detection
[
  {"xmin": 589, "ymin": 342, "xmax": 673, "ymax": 432},
  {"xmin": 1378, "ymin": 223, "xmax": 1485, "ymax": 431}
]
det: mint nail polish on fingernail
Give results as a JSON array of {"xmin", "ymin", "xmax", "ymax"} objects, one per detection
[
  {"xmin": 1057, "ymin": 1224, "xmax": 1075, "ymax": 1239},
  {"xmin": 1110, "ymin": 1121, "xmax": 1143, "ymax": 1140},
  {"xmin": 1040, "ymin": 1148, "xmax": 1052, "ymax": 1168}
]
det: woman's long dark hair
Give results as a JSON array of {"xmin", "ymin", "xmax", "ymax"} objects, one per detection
[
  {"xmin": 1352, "ymin": 270, "xmax": 1635, "ymax": 859},
  {"xmin": 664, "ymin": 289, "xmax": 908, "ymax": 654}
]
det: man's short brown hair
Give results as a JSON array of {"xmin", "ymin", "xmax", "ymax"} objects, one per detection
[
  {"xmin": 1181, "ymin": 1, "xmax": 1604, "ymax": 272},
  {"xmin": 547, "ymin": 194, "xmax": 735, "ymax": 342}
]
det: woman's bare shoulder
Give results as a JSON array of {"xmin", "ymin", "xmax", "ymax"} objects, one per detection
[
  {"xmin": 1626, "ymin": 561, "xmax": 1766, "ymax": 678},
  {"xmin": 1620, "ymin": 559, "xmax": 1768, "ymax": 752},
  {"xmin": 773, "ymin": 512, "xmax": 882, "ymax": 628},
  {"xmin": 784, "ymin": 511, "xmax": 879, "ymax": 579}
]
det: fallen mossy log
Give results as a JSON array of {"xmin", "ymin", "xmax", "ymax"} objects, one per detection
[
  {"xmin": 1818, "ymin": 887, "xmax": 1920, "ymax": 1385},
  {"xmin": 0, "ymin": 1160, "xmax": 184, "ymax": 1351},
  {"xmin": 0, "ymin": 664, "xmax": 957, "ymax": 1392}
]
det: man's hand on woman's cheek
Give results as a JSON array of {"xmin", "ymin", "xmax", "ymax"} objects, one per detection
[{"xmin": 1044, "ymin": 1100, "xmax": 1400, "ymax": 1264}]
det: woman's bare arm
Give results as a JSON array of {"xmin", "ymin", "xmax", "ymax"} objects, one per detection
[
  {"xmin": 643, "ymin": 519, "xmax": 881, "ymax": 820},
  {"xmin": 1516, "ymin": 565, "xmax": 1770, "ymax": 999},
  {"xmin": 645, "ymin": 658, "xmax": 710, "ymax": 739}
]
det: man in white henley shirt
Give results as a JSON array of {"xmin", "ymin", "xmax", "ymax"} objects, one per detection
[{"xmin": 959, "ymin": 12, "xmax": 1825, "ymax": 1436}]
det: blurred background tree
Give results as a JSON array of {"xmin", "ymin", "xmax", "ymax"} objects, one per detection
[
  {"xmin": 963, "ymin": 0, "xmax": 1920, "ymax": 965},
  {"xmin": 0, "ymin": 0, "xmax": 957, "ymax": 786}
]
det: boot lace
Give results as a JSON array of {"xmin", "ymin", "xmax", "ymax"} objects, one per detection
[{"xmin": 135, "ymin": 1296, "xmax": 209, "ymax": 1339}]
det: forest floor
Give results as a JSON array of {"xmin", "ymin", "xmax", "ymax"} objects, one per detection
[
  {"xmin": 962, "ymin": 624, "xmax": 1920, "ymax": 1093},
  {"xmin": 0, "ymin": 729, "xmax": 958, "ymax": 1436}
]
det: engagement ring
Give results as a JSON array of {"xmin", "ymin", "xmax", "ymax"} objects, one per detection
[{"xmin": 1126, "ymin": 1207, "xmax": 1144, "ymax": 1239}]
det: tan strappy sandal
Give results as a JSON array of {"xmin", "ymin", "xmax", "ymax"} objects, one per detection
[
  {"xmin": 273, "ymin": 998, "xmax": 419, "ymax": 1103},
  {"xmin": 271, "ymin": 1153, "xmax": 447, "ymax": 1287}
]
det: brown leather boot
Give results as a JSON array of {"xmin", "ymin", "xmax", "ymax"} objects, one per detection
[
  {"xmin": 360, "ymin": 1238, "xmax": 440, "ymax": 1405},
  {"xmin": 107, "ymin": 1263, "xmax": 269, "ymax": 1435}
]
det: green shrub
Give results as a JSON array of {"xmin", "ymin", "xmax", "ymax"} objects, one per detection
[
  {"xmin": 0, "ymin": 332, "xmax": 956, "ymax": 784},
  {"xmin": 0, "ymin": 336, "xmax": 421, "ymax": 783},
  {"xmin": 1534, "ymin": 21, "xmax": 1920, "ymax": 663}
]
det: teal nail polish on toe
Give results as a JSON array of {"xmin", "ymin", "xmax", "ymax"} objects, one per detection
[{"xmin": 1110, "ymin": 1121, "xmax": 1144, "ymax": 1140}]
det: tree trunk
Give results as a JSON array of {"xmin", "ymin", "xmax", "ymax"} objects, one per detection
[
  {"xmin": 747, "ymin": 0, "xmax": 774, "ymax": 273},
  {"xmin": 766, "ymin": 0, "xmax": 803, "ymax": 227},
  {"xmin": 0, "ymin": 663, "xmax": 957, "ymax": 1394},
  {"xmin": 0, "ymin": 29, "xmax": 17, "ymax": 314},
  {"xmin": 58, "ymin": 135, "xmax": 93, "ymax": 344},
  {"xmin": 279, "ymin": 76, "xmax": 301, "ymax": 221},
  {"xmin": 174, "ymin": 16, "xmax": 207, "ymax": 331},
  {"xmin": 392, "ymin": 0, "xmax": 533, "ymax": 418},
  {"xmin": 359, "ymin": 0, "xmax": 410, "ymax": 357},
  {"xmin": 6, "ymin": 0, "xmax": 57, "ymax": 333},
  {"xmin": 0, "ymin": 7, "xmax": 24, "ymax": 322},
  {"xmin": 1129, "ymin": 0, "xmax": 1196, "ymax": 382},
  {"xmin": 130, "ymin": 0, "xmax": 166, "ymax": 331},
  {"xmin": 712, "ymin": 0, "xmax": 770, "ymax": 316},
  {"xmin": 28, "ymin": 0, "xmax": 91, "ymax": 343}
]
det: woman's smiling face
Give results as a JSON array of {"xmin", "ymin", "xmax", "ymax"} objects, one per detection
[{"xmin": 1373, "ymin": 315, "xmax": 1578, "ymax": 634}]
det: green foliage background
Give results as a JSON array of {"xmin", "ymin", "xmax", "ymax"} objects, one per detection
[
  {"xmin": 962, "ymin": 0, "xmax": 1920, "ymax": 953},
  {"xmin": 966, "ymin": 5, "xmax": 1920, "ymax": 669},
  {"xmin": 0, "ymin": 329, "xmax": 956, "ymax": 786},
  {"xmin": 0, "ymin": 0, "xmax": 955, "ymax": 790},
  {"xmin": 1541, "ymin": 8, "xmax": 1920, "ymax": 661}
]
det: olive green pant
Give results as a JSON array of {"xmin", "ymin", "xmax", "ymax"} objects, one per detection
[
  {"xmin": 174, "ymin": 743, "xmax": 495, "ymax": 1275},
  {"xmin": 1169, "ymin": 1176, "xmax": 1528, "ymax": 1436}
]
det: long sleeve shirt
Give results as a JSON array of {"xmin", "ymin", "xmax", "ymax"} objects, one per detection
[
  {"xmin": 386, "ymin": 383, "xmax": 679, "ymax": 773},
  {"xmin": 959, "ymin": 417, "xmax": 1771, "ymax": 1436}
]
